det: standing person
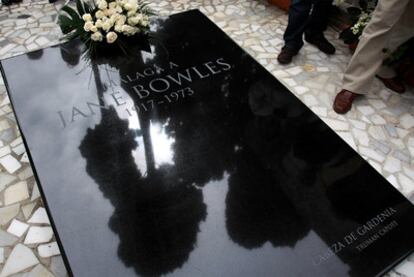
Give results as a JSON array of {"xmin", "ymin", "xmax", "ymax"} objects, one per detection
[
  {"xmin": 334, "ymin": 0, "xmax": 414, "ymax": 114},
  {"xmin": 277, "ymin": 0, "xmax": 336, "ymax": 65}
]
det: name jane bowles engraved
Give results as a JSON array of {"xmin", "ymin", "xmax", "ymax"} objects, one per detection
[
  {"xmin": 313, "ymin": 207, "xmax": 398, "ymax": 266},
  {"xmin": 56, "ymin": 57, "xmax": 232, "ymax": 129}
]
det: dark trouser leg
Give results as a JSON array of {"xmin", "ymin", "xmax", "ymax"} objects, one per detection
[
  {"xmin": 283, "ymin": 0, "xmax": 312, "ymax": 51},
  {"xmin": 305, "ymin": 0, "xmax": 333, "ymax": 40}
]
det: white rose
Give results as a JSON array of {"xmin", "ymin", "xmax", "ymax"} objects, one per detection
[
  {"xmin": 95, "ymin": 10, "xmax": 105, "ymax": 19},
  {"xmin": 127, "ymin": 10, "xmax": 137, "ymax": 17},
  {"xmin": 106, "ymin": 31, "xmax": 118, "ymax": 43},
  {"xmin": 82, "ymin": 13, "xmax": 93, "ymax": 22},
  {"xmin": 127, "ymin": 16, "xmax": 140, "ymax": 26},
  {"xmin": 110, "ymin": 14, "xmax": 120, "ymax": 24},
  {"xmin": 95, "ymin": 19, "xmax": 103, "ymax": 28},
  {"xmin": 90, "ymin": 25, "xmax": 98, "ymax": 32},
  {"xmin": 123, "ymin": 3, "xmax": 132, "ymax": 10},
  {"xmin": 102, "ymin": 20, "xmax": 113, "ymax": 32},
  {"xmin": 104, "ymin": 8, "xmax": 116, "ymax": 17},
  {"xmin": 114, "ymin": 24, "xmax": 123, "ymax": 32},
  {"xmin": 121, "ymin": 24, "xmax": 139, "ymax": 36},
  {"xmin": 116, "ymin": 15, "xmax": 126, "ymax": 25},
  {"xmin": 83, "ymin": 21, "xmax": 94, "ymax": 32},
  {"xmin": 98, "ymin": 0, "xmax": 108, "ymax": 10},
  {"xmin": 108, "ymin": 2, "xmax": 117, "ymax": 9},
  {"xmin": 115, "ymin": 5, "xmax": 123, "ymax": 13},
  {"xmin": 124, "ymin": 1, "xmax": 137, "ymax": 11},
  {"xmin": 91, "ymin": 31, "xmax": 103, "ymax": 41}
]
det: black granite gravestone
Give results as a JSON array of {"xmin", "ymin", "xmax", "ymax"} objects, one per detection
[{"xmin": 1, "ymin": 10, "xmax": 414, "ymax": 277}]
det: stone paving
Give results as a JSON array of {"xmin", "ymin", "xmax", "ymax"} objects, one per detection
[{"xmin": 0, "ymin": 0, "xmax": 413, "ymax": 276}]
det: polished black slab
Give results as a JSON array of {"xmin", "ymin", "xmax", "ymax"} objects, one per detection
[{"xmin": 1, "ymin": 10, "xmax": 414, "ymax": 277}]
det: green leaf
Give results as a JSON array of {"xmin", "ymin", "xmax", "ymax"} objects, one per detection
[
  {"xmin": 58, "ymin": 14, "xmax": 76, "ymax": 34},
  {"xmin": 58, "ymin": 5, "xmax": 84, "ymax": 37},
  {"xmin": 61, "ymin": 5, "xmax": 82, "ymax": 23},
  {"xmin": 76, "ymin": 0, "xmax": 85, "ymax": 15}
]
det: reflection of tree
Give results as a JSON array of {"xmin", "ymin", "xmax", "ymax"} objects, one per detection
[
  {"xmin": 225, "ymin": 79, "xmax": 311, "ymax": 249},
  {"xmin": 79, "ymin": 59, "xmax": 207, "ymax": 276},
  {"xmin": 226, "ymin": 148, "xmax": 310, "ymax": 248}
]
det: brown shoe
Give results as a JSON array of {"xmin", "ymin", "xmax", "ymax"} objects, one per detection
[
  {"xmin": 333, "ymin": 89, "xmax": 360, "ymax": 114},
  {"xmin": 376, "ymin": 75, "xmax": 405, "ymax": 94},
  {"xmin": 277, "ymin": 47, "xmax": 298, "ymax": 65}
]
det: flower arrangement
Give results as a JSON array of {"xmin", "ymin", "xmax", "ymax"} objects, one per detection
[
  {"xmin": 339, "ymin": 0, "xmax": 377, "ymax": 47},
  {"xmin": 58, "ymin": 0, "xmax": 155, "ymax": 57},
  {"xmin": 350, "ymin": 11, "xmax": 371, "ymax": 37}
]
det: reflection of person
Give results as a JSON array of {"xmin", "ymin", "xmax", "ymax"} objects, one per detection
[
  {"xmin": 334, "ymin": 0, "xmax": 414, "ymax": 114},
  {"xmin": 277, "ymin": 0, "xmax": 336, "ymax": 65}
]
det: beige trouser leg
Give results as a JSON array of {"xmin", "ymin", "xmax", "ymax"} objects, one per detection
[
  {"xmin": 342, "ymin": 0, "xmax": 414, "ymax": 94},
  {"xmin": 377, "ymin": 7, "xmax": 414, "ymax": 78}
]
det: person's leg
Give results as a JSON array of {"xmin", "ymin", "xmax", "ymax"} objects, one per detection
[
  {"xmin": 304, "ymin": 0, "xmax": 331, "ymax": 39},
  {"xmin": 377, "ymin": 9, "xmax": 414, "ymax": 79},
  {"xmin": 334, "ymin": 0, "xmax": 413, "ymax": 114},
  {"xmin": 278, "ymin": 0, "xmax": 312, "ymax": 64},
  {"xmin": 342, "ymin": 0, "xmax": 412, "ymax": 94},
  {"xmin": 283, "ymin": 0, "xmax": 312, "ymax": 51},
  {"xmin": 304, "ymin": 0, "xmax": 336, "ymax": 54}
]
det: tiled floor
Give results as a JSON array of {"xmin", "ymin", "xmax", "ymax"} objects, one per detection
[{"xmin": 0, "ymin": 0, "xmax": 413, "ymax": 276}]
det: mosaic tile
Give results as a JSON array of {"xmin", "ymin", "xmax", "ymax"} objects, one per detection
[{"xmin": 0, "ymin": 244, "xmax": 39, "ymax": 277}]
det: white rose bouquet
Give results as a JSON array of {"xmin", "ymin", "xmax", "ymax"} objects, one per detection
[{"xmin": 58, "ymin": 0, "xmax": 154, "ymax": 57}]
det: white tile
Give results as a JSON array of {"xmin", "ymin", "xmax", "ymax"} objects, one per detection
[
  {"xmin": 0, "ymin": 96, "xmax": 9, "ymax": 107},
  {"xmin": 27, "ymin": 264, "xmax": 54, "ymax": 277},
  {"xmin": 4, "ymin": 181, "xmax": 29, "ymax": 206},
  {"xmin": 50, "ymin": 256, "xmax": 67, "ymax": 277},
  {"xmin": 400, "ymin": 113, "xmax": 414, "ymax": 129},
  {"xmin": 0, "ymin": 229, "xmax": 18, "ymax": 247},
  {"xmin": 28, "ymin": 208, "xmax": 50, "ymax": 225},
  {"xmin": 7, "ymin": 219, "xmax": 29, "ymax": 237},
  {"xmin": 0, "ymin": 155, "xmax": 22, "ymax": 174},
  {"xmin": 384, "ymin": 156, "xmax": 402, "ymax": 174},
  {"xmin": 24, "ymin": 227, "xmax": 53, "ymax": 244},
  {"xmin": 359, "ymin": 146, "xmax": 385, "ymax": 163},
  {"xmin": 293, "ymin": 86, "xmax": 309, "ymax": 95},
  {"xmin": 37, "ymin": 242, "xmax": 60, "ymax": 258},
  {"xmin": 0, "ymin": 173, "xmax": 16, "ymax": 192},
  {"xmin": 12, "ymin": 144, "xmax": 26, "ymax": 156},
  {"xmin": 398, "ymin": 173, "xmax": 414, "ymax": 196},
  {"xmin": 0, "ymin": 204, "xmax": 20, "ymax": 226},
  {"xmin": 395, "ymin": 261, "xmax": 414, "ymax": 277},
  {"xmin": 324, "ymin": 118, "xmax": 349, "ymax": 131},
  {"xmin": 20, "ymin": 153, "xmax": 29, "ymax": 163},
  {"xmin": 22, "ymin": 202, "xmax": 37, "ymax": 220},
  {"xmin": 0, "ymin": 244, "xmax": 39, "ymax": 277},
  {"xmin": 0, "ymin": 146, "xmax": 11, "ymax": 158},
  {"xmin": 286, "ymin": 66, "xmax": 302, "ymax": 75},
  {"xmin": 31, "ymin": 184, "xmax": 40, "ymax": 201},
  {"xmin": 356, "ymin": 105, "xmax": 375, "ymax": 116},
  {"xmin": 10, "ymin": 137, "xmax": 22, "ymax": 148}
]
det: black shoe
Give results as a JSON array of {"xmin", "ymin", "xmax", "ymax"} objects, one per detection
[
  {"xmin": 277, "ymin": 46, "xmax": 299, "ymax": 65},
  {"xmin": 305, "ymin": 35, "xmax": 336, "ymax": 55}
]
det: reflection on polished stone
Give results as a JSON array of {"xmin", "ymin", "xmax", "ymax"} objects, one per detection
[{"xmin": 1, "ymin": 10, "xmax": 414, "ymax": 277}]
